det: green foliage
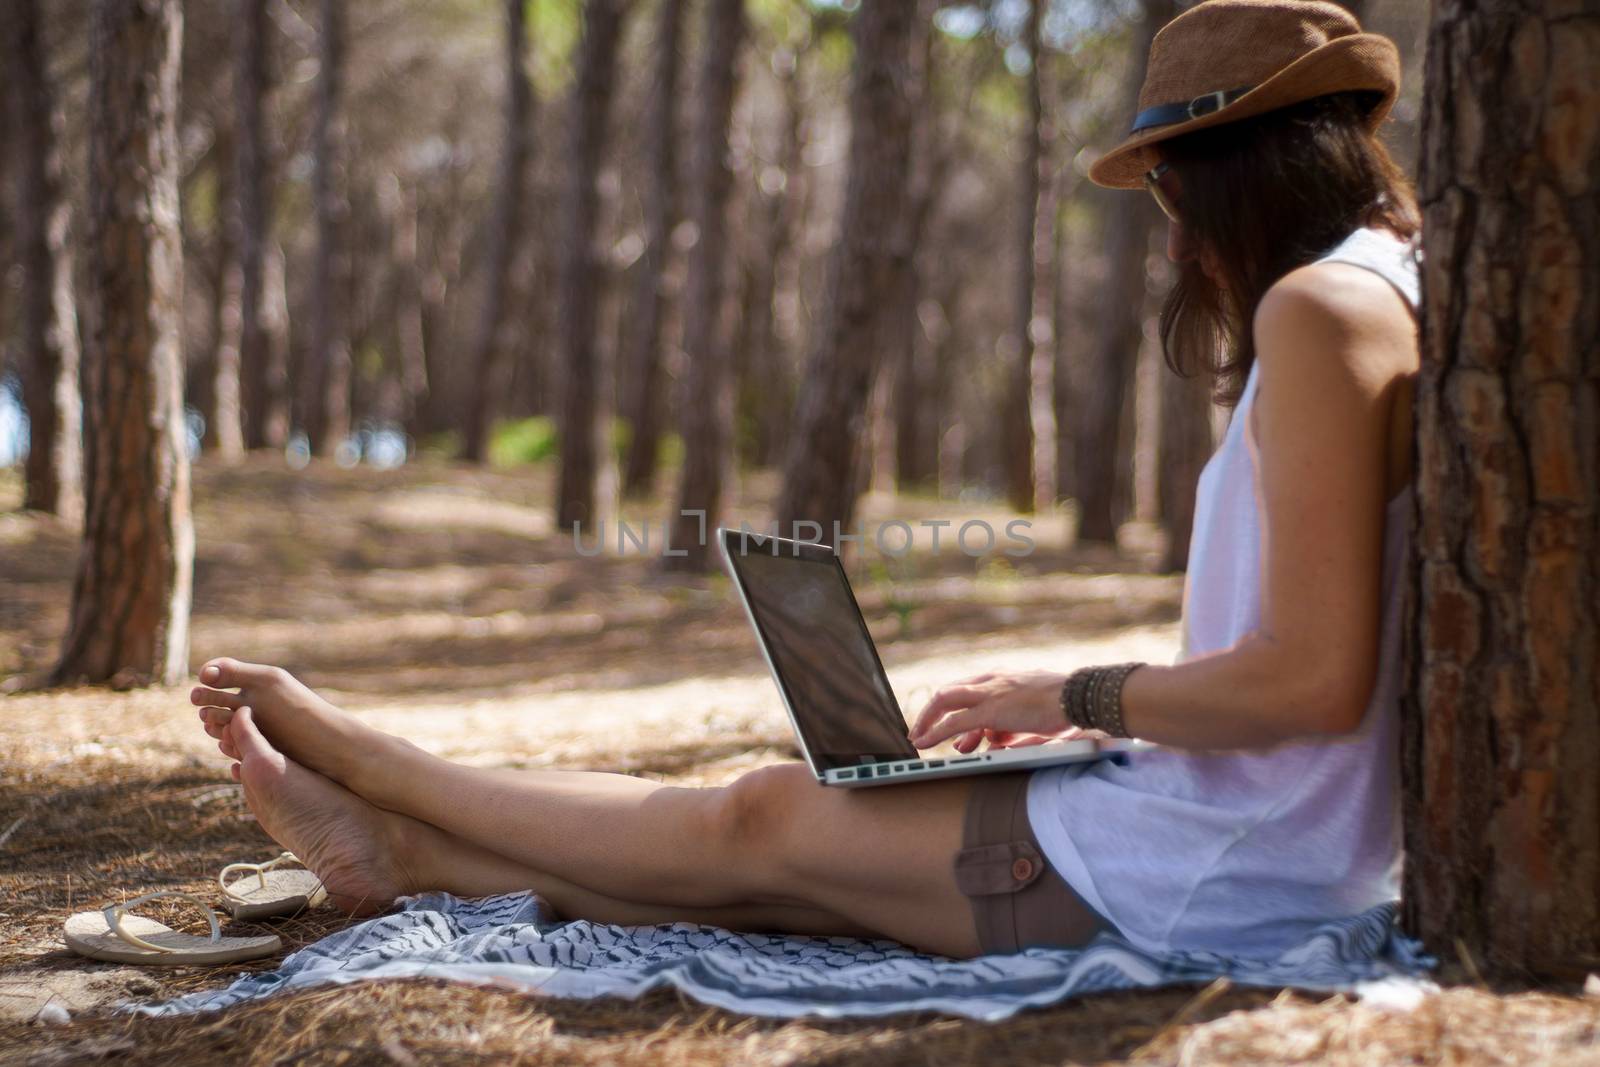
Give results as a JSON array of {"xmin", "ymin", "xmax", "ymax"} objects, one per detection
[
  {"xmin": 357, "ymin": 341, "xmax": 387, "ymax": 383},
  {"xmin": 419, "ymin": 430, "xmax": 464, "ymax": 460},
  {"xmin": 528, "ymin": 0, "xmax": 579, "ymax": 97},
  {"xmin": 185, "ymin": 166, "xmax": 222, "ymax": 234},
  {"xmin": 485, "ymin": 416, "xmax": 681, "ymax": 471},
  {"xmin": 489, "ymin": 416, "xmax": 559, "ymax": 467}
]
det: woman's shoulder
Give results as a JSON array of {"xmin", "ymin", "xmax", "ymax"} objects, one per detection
[{"xmin": 1254, "ymin": 249, "xmax": 1419, "ymax": 390}]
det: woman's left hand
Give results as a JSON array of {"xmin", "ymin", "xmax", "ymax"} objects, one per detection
[{"xmin": 909, "ymin": 670, "xmax": 1089, "ymax": 753}]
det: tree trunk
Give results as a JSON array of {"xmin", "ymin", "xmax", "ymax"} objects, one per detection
[
  {"xmin": 304, "ymin": 0, "xmax": 350, "ymax": 456},
  {"xmin": 1073, "ymin": 0, "xmax": 1170, "ymax": 544},
  {"xmin": 619, "ymin": 0, "xmax": 686, "ymax": 499},
  {"xmin": 890, "ymin": 0, "xmax": 939, "ymax": 494},
  {"xmin": 1402, "ymin": 0, "xmax": 1600, "ymax": 979},
  {"xmin": 389, "ymin": 179, "xmax": 430, "ymax": 441},
  {"xmin": 776, "ymin": 0, "xmax": 917, "ymax": 538},
  {"xmin": 555, "ymin": 0, "xmax": 626, "ymax": 531},
  {"xmin": 236, "ymin": 0, "xmax": 288, "ymax": 451},
  {"xmin": 1051, "ymin": 181, "xmax": 1078, "ymax": 504},
  {"xmin": 666, "ymin": 0, "xmax": 748, "ymax": 571},
  {"xmin": 1157, "ymin": 367, "xmax": 1211, "ymax": 571},
  {"xmin": 5, "ymin": 0, "xmax": 83, "ymax": 520},
  {"xmin": 733, "ymin": 36, "xmax": 806, "ymax": 473},
  {"xmin": 208, "ymin": 134, "xmax": 246, "ymax": 461},
  {"xmin": 53, "ymin": 0, "xmax": 192, "ymax": 688},
  {"xmin": 1000, "ymin": 0, "xmax": 1043, "ymax": 514},
  {"xmin": 462, "ymin": 0, "xmax": 533, "ymax": 465}
]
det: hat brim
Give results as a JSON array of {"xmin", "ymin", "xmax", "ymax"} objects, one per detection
[{"xmin": 1088, "ymin": 33, "xmax": 1401, "ymax": 190}]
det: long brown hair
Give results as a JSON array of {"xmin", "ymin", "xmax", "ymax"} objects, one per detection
[{"xmin": 1157, "ymin": 91, "xmax": 1419, "ymax": 406}]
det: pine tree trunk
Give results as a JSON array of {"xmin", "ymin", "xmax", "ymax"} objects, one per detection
[
  {"xmin": 776, "ymin": 0, "xmax": 917, "ymax": 537},
  {"xmin": 6, "ymin": 0, "xmax": 83, "ymax": 520},
  {"xmin": 890, "ymin": 0, "xmax": 939, "ymax": 494},
  {"xmin": 666, "ymin": 0, "xmax": 748, "ymax": 571},
  {"xmin": 733, "ymin": 37, "xmax": 807, "ymax": 474},
  {"xmin": 236, "ymin": 0, "xmax": 288, "ymax": 451},
  {"xmin": 1073, "ymin": 0, "xmax": 1169, "ymax": 544},
  {"xmin": 304, "ymin": 0, "xmax": 350, "ymax": 457},
  {"xmin": 53, "ymin": 0, "xmax": 192, "ymax": 688},
  {"xmin": 463, "ymin": 0, "xmax": 533, "ymax": 465},
  {"xmin": 619, "ymin": 0, "xmax": 686, "ymax": 499},
  {"xmin": 555, "ymin": 0, "xmax": 626, "ymax": 531},
  {"xmin": 208, "ymin": 135, "xmax": 246, "ymax": 461},
  {"xmin": 752, "ymin": 48, "xmax": 810, "ymax": 472},
  {"xmin": 1402, "ymin": 0, "xmax": 1600, "ymax": 978},
  {"xmin": 390, "ymin": 181, "xmax": 430, "ymax": 441},
  {"xmin": 1051, "ymin": 188, "xmax": 1077, "ymax": 505},
  {"xmin": 1000, "ymin": 0, "xmax": 1043, "ymax": 514}
]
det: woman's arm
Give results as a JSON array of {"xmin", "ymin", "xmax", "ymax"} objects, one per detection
[{"xmin": 911, "ymin": 263, "xmax": 1419, "ymax": 752}]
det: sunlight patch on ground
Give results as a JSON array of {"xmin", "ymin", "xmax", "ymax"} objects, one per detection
[{"xmin": 370, "ymin": 487, "xmax": 554, "ymax": 539}]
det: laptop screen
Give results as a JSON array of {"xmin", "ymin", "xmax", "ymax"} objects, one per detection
[{"xmin": 723, "ymin": 532, "xmax": 919, "ymax": 769}]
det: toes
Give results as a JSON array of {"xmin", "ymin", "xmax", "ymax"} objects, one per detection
[
  {"xmin": 228, "ymin": 706, "xmax": 280, "ymax": 767},
  {"xmin": 200, "ymin": 657, "xmax": 285, "ymax": 691},
  {"xmin": 190, "ymin": 685, "xmax": 244, "ymax": 709}
]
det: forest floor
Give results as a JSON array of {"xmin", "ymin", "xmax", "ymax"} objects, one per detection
[{"xmin": 1, "ymin": 457, "xmax": 1596, "ymax": 1065}]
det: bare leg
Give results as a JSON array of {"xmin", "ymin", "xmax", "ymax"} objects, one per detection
[
  {"xmin": 223, "ymin": 707, "xmax": 878, "ymax": 937},
  {"xmin": 195, "ymin": 660, "xmax": 982, "ymax": 957}
]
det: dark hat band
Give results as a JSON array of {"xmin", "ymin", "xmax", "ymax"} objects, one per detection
[{"xmin": 1130, "ymin": 85, "xmax": 1255, "ymax": 132}]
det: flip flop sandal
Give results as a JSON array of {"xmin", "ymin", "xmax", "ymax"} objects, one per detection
[
  {"xmin": 63, "ymin": 891, "xmax": 282, "ymax": 967},
  {"xmin": 218, "ymin": 851, "xmax": 329, "ymax": 920}
]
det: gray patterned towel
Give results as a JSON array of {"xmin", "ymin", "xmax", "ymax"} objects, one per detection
[{"xmin": 139, "ymin": 892, "xmax": 1432, "ymax": 1021}]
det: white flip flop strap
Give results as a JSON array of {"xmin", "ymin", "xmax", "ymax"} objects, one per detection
[
  {"xmin": 103, "ymin": 891, "xmax": 222, "ymax": 954},
  {"xmin": 219, "ymin": 851, "xmax": 303, "ymax": 902}
]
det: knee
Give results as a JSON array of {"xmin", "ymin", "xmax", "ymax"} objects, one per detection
[{"xmin": 708, "ymin": 763, "xmax": 817, "ymax": 874}]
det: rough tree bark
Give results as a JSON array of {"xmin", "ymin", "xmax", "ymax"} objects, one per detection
[
  {"xmin": 776, "ymin": 0, "xmax": 917, "ymax": 538},
  {"xmin": 1402, "ymin": 0, "xmax": 1600, "ymax": 977},
  {"xmin": 1000, "ymin": 0, "xmax": 1043, "ymax": 514},
  {"xmin": 555, "ymin": 0, "xmax": 626, "ymax": 531},
  {"xmin": 619, "ymin": 0, "xmax": 686, "ymax": 499},
  {"xmin": 236, "ymin": 0, "xmax": 289, "ymax": 451},
  {"xmin": 5, "ymin": 0, "xmax": 84, "ymax": 520},
  {"xmin": 463, "ymin": 0, "xmax": 533, "ymax": 465},
  {"xmin": 1074, "ymin": 0, "xmax": 1170, "ymax": 544},
  {"xmin": 666, "ymin": 0, "xmax": 749, "ymax": 570},
  {"xmin": 53, "ymin": 0, "xmax": 193, "ymax": 687},
  {"xmin": 304, "ymin": 0, "xmax": 351, "ymax": 456}
]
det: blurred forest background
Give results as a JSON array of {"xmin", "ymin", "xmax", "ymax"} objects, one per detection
[{"xmin": 1, "ymin": 0, "xmax": 1425, "ymax": 573}]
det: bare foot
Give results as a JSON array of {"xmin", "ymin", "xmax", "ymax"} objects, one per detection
[
  {"xmin": 192, "ymin": 657, "xmax": 399, "ymax": 789},
  {"xmin": 224, "ymin": 707, "xmax": 418, "ymax": 916}
]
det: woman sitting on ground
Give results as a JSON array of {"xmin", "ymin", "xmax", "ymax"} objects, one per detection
[{"xmin": 194, "ymin": 0, "xmax": 1422, "ymax": 960}]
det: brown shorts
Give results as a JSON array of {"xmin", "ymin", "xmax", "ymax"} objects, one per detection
[{"xmin": 954, "ymin": 771, "xmax": 1110, "ymax": 954}]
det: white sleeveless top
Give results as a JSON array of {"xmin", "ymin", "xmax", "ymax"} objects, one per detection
[{"xmin": 1027, "ymin": 226, "xmax": 1421, "ymax": 957}]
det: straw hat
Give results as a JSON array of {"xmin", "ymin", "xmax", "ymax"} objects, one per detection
[{"xmin": 1089, "ymin": 0, "xmax": 1401, "ymax": 189}]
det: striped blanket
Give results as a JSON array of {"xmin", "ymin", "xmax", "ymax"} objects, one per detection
[{"xmin": 141, "ymin": 892, "xmax": 1432, "ymax": 1021}]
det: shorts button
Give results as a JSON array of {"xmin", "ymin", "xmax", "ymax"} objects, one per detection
[{"xmin": 1011, "ymin": 857, "xmax": 1033, "ymax": 881}]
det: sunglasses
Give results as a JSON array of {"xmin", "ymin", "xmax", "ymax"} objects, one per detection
[{"xmin": 1144, "ymin": 161, "xmax": 1181, "ymax": 222}]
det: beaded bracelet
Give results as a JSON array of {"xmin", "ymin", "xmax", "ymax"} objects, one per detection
[{"xmin": 1059, "ymin": 662, "xmax": 1144, "ymax": 738}]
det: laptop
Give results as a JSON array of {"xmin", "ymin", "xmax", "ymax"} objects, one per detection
[{"xmin": 717, "ymin": 527, "xmax": 1151, "ymax": 788}]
